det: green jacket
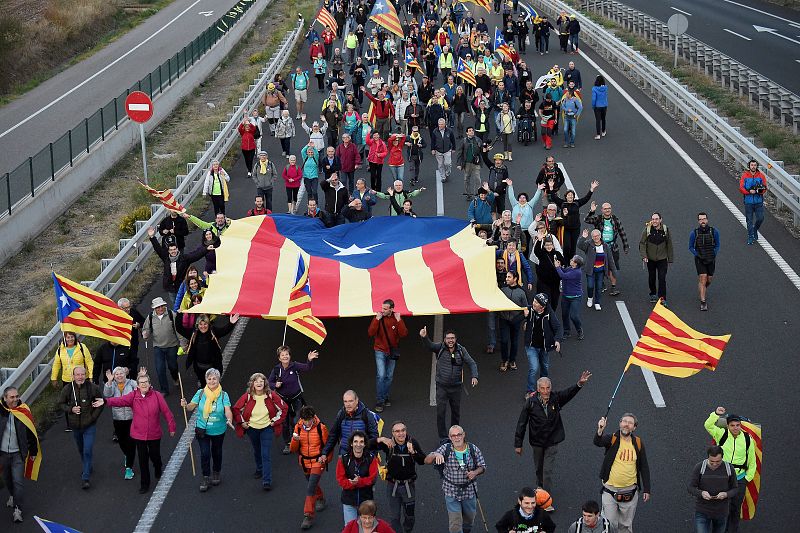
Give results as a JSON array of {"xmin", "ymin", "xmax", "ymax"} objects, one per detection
[
  {"xmin": 638, "ymin": 222, "xmax": 674, "ymax": 262},
  {"xmin": 374, "ymin": 189, "xmax": 423, "ymax": 216},
  {"xmin": 187, "ymin": 215, "xmax": 230, "ymax": 236},
  {"xmin": 704, "ymin": 412, "xmax": 756, "ymax": 482}
]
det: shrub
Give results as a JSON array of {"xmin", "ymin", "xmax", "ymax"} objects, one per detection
[{"xmin": 118, "ymin": 205, "xmax": 153, "ymax": 236}]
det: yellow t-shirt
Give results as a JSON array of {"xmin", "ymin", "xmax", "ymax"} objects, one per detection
[
  {"xmin": 607, "ymin": 437, "xmax": 638, "ymax": 488},
  {"xmin": 248, "ymin": 394, "xmax": 271, "ymax": 430}
]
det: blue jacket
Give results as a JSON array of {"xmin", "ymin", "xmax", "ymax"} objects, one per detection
[
  {"xmin": 468, "ymin": 193, "xmax": 496, "ymax": 224},
  {"xmin": 561, "ymin": 97, "xmax": 583, "ymax": 118},
  {"xmin": 507, "ymin": 184, "xmax": 542, "ymax": 229},
  {"xmin": 322, "ymin": 401, "xmax": 379, "ymax": 456},
  {"xmin": 301, "ymin": 150, "xmax": 320, "ymax": 180},
  {"xmin": 689, "ymin": 227, "xmax": 721, "ymax": 257},
  {"xmin": 496, "ymin": 248, "xmax": 535, "ymax": 284},
  {"xmin": 351, "ymin": 188, "xmax": 378, "ymax": 214},
  {"xmin": 556, "ymin": 266, "xmax": 583, "ymax": 297},
  {"xmin": 592, "ymin": 85, "xmax": 608, "ymax": 108}
]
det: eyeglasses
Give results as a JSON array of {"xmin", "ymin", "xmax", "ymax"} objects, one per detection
[{"xmin": 449, "ymin": 432, "xmax": 464, "ymax": 437}]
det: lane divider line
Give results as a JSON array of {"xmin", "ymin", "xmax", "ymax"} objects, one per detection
[{"xmin": 616, "ymin": 301, "xmax": 666, "ymax": 408}]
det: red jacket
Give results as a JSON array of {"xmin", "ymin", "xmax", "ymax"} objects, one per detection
[
  {"xmin": 322, "ymin": 29, "xmax": 336, "ymax": 45},
  {"xmin": 238, "ymin": 123, "xmax": 257, "ymax": 151},
  {"xmin": 335, "ymin": 453, "xmax": 378, "ymax": 490},
  {"xmin": 309, "ymin": 43, "xmax": 325, "ymax": 60},
  {"xmin": 365, "ymin": 136, "xmax": 388, "ymax": 165},
  {"xmin": 335, "ymin": 142, "xmax": 362, "ymax": 172},
  {"xmin": 739, "ymin": 170, "xmax": 767, "ymax": 195},
  {"xmin": 342, "ymin": 518, "xmax": 395, "ymax": 533},
  {"xmin": 386, "ymin": 134, "xmax": 406, "ymax": 166},
  {"xmin": 365, "ymin": 92, "xmax": 395, "ymax": 120},
  {"xmin": 232, "ymin": 391, "xmax": 287, "ymax": 438},
  {"xmin": 367, "ymin": 314, "xmax": 408, "ymax": 352},
  {"xmin": 282, "ymin": 164, "xmax": 303, "ymax": 188}
]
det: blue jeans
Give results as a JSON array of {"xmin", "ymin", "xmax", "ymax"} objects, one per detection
[
  {"xmin": 246, "ymin": 426, "xmax": 274, "ymax": 485},
  {"xmin": 197, "ymin": 433, "xmax": 225, "ymax": 477},
  {"xmin": 340, "ymin": 170, "xmax": 355, "ymax": 192},
  {"xmin": 153, "ymin": 345, "xmax": 178, "ymax": 394},
  {"xmin": 486, "ymin": 312, "xmax": 497, "ymax": 347},
  {"xmin": 744, "ymin": 202, "xmax": 764, "ymax": 240},
  {"xmin": 72, "ymin": 424, "xmax": 97, "ymax": 481},
  {"xmin": 569, "ymin": 33, "xmax": 580, "ymax": 51},
  {"xmin": 389, "ymin": 165, "xmax": 405, "ymax": 182},
  {"xmin": 343, "ymin": 504, "xmax": 358, "ymax": 524},
  {"xmin": 561, "ymin": 296, "xmax": 583, "ymax": 334},
  {"xmin": 444, "ymin": 495, "xmax": 477, "ymax": 533},
  {"xmin": 695, "ymin": 511, "xmax": 727, "ymax": 533},
  {"xmin": 563, "ymin": 117, "xmax": 577, "ymax": 144},
  {"xmin": 499, "ymin": 319, "xmax": 522, "ymax": 363},
  {"xmin": 375, "ymin": 350, "xmax": 397, "ymax": 404},
  {"xmin": 525, "ymin": 347, "xmax": 549, "ymax": 393},
  {"xmin": 586, "ymin": 270, "xmax": 605, "ymax": 305}
]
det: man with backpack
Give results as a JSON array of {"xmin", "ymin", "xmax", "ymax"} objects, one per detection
[
  {"xmin": 425, "ymin": 425, "xmax": 486, "ymax": 533},
  {"xmin": 514, "ymin": 371, "xmax": 591, "ymax": 511},
  {"xmin": 703, "ymin": 407, "xmax": 756, "ymax": 533},
  {"xmin": 567, "ymin": 500, "xmax": 616, "ymax": 533},
  {"xmin": 367, "ymin": 300, "xmax": 409, "ymax": 413},
  {"xmin": 141, "ymin": 297, "xmax": 181, "ymax": 396},
  {"xmin": 420, "ymin": 327, "xmax": 479, "ymax": 442},
  {"xmin": 495, "ymin": 486, "xmax": 557, "ymax": 532},
  {"xmin": 456, "ymin": 127, "xmax": 483, "ymax": 200},
  {"xmin": 688, "ymin": 213, "xmax": 720, "ymax": 311},
  {"xmin": 370, "ymin": 421, "xmax": 426, "ymax": 533},
  {"xmin": 687, "ymin": 445, "xmax": 738, "ymax": 533},
  {"xmin": 594, "ymin": 413, "xmax": 651, "ymax": 533},
  {"xmin": 320, "ymin": 390, "xmax": 379, "ymax": 460}
]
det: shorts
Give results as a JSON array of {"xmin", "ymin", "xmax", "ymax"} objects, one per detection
[
  {"xmin": 694, "ymin": 256, "xmax": 716, "ymax": 276},
  {"xmin": 265, "ymin": 105, "xmax": 281, "ymax": 119},
  {"xmin": 295, "ymin": 89, "xmax": 308, "ymax": 102}
]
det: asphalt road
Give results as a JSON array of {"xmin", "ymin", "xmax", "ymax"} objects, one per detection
[
  {"xmin": 0, "ymin": 0, "xmax": 251, "ymax": 181},
  {"xmin": 12, "ymin": 5, "xmax": 800, "ymax": 532},
  {"xmin": 618, "ymin": 0, "xmax": 800, "ymax": 92}
]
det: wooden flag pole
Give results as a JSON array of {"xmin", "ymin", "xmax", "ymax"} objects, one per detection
[{"xmin": 177, "ymin": 373, "xmax": 196, "ymax": 476}]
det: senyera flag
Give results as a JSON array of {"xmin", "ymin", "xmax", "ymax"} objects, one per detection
[
  {"xmin": 459, "ymin": 0, "xmax": 491, "ymax": 11},
  {"xmin": 190, "ymin": 216, "xmax": 522, "ymax": 318},
  {"xmin": 625, "ymin": 301, "xmax": 730, "ymax": 377},
  {"xmin": 284, "ymin": 254, "xmax": 327, "ymax": 344},
  {"xmin": 315, "ymin": 6, "xmax": 338, "ymax": 33},
  {"xmin": 740, "ymin": 421, "xmax": 762, "ymax": 520},
  {"xmin": 0, "ymin": 401, "xmax": 41, "ymax": 480},
  {"xmin": 53, "ymin": 273, "xmax": 133, "ymax": 346},
  {"xmin": 139, "ymin": 182, "xmax": 186, "ymax": 213},
  {"xmin": 369, "ymin": 0, "xmax": 404, "ymax": 38}
]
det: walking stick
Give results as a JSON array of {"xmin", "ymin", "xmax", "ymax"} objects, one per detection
[
  {"xmin": 475, "ymin": 491, "xmax": 489, "ymax": 532},
  {"xmin": 177, "ymin": 373, "xmax": 196, "ymax": 476}
]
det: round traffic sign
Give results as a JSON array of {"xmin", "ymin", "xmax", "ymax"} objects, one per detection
[
  {"xmin": 125, "ymin": 91, "xmax": 154, "ymax": 123},
  {"xmin": 667, "ymin": 13, "xmax": 689, "ymax": 36}
]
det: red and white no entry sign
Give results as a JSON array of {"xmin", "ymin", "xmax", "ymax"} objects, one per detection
[{"xmin": 125, "ymin": 91, "xmax": 154, "ymax": 123}]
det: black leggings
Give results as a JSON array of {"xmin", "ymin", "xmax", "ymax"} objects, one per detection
[
  {"xmin": 369, "ymin": 162, "xmax": 383, "ymax": 191},
  {"xmin": 242, "ymin": 149, "xmax": 256, "ymax": 172},
  {"xmin": 211, "ymin": 195, "xmax": 225, "ymax": 215},
  {"xmin": 316, "ymin": 73, "xmax": 325, "ymax": 90},
  {"xmin": 135, "ymin": 438, "xmax": 162, "ymax": 488},
  {"xmin": 113, "ymin": 419, "xmax": 136, "ymax": 469},
  {"xmin": 594, "ymin": 107, "xmax": 607, "ymax": 135},
  {"xmin": 286, "ymin": 187, "xmax": 299, "ymax": 203},
  {"xmin": 562, "ymin": 228, "xmax": 579, "ymax": 262}
]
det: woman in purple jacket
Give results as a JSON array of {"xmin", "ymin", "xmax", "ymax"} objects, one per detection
[
  {"xmin": 555, "ymin": 255, "xmax": 585, "ymax": 341},
  {"xmin": 102, "ymin": 372, "xmax": 177, "ymax": 494},
  {"xmin": 268, "ymin": 345, "xmax": 319, "ymax": 454}
]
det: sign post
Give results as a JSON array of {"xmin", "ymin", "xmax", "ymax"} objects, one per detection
[
  {"xmin": 125, "ymin": 91, "xmax": 155, "ymax": 185},
  {"xmin": 667, "ymin": 14, "xmax": 689, "ymax": 69}
]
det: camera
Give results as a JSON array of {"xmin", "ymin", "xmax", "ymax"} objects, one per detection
[{"xmin": 749, "ymin": 183, "xmax": 766, "ymax": 194}]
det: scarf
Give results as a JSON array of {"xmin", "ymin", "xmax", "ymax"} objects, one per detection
[
  {"xmin": 259, "ymin": 160, "xmax": 268, "ymax": 174},
  {"xmin": 1, "ymin": 401, "xmax": 41, "ymax": 480},
  {"xmin": 202, "ymin": 385, "xmax": 223, "ymax": 419},
  {"xmin": 502, "ymin": 249, "xmax": 522, "ymax": 279}
]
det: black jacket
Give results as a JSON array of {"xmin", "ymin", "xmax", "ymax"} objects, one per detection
[
  {"xmin": 551, "ymin": 189, "xmax": 593, "ymax": 230},
  {"xmin": 342, "ymin": 206, "xmax": 371, "ymax": 223},
  {"xmin": 176, "ymin": 319, "xmax": 235, "ymax": 374},
  {"xmin": 157, "ymin": 215, "xmax": 189, "ymax": 250},
  {"xmin": 369, "ymin": 436, "xmax": 425, "ymax": 482},
  {"xmin": 495, "ymin": 505, "xmax": 555, "ymax": 533},
  {"xmin": 320, "ymin": 180, "xmax": 350, "ymax": 215},
  {"xmin": 422, "ymin": 336, "xmax": 479, "ymax": 386},
  {"xmin": 93, "ymin": 342, "xmax": 135, "ymax": 383},
  {"xmin": 318, "ymin": 154, "xmax": 342, "ymax": 180},
  {"xmin": 150, "ymin": 236, "xmax": 206, "ymax": 293},
  {"xmin": 0, "ymin": 402, "xmax": 38, "ymax": 456},
  {"xmin": 514, "ymin": 384, "xmax": 582, "ymax": 448},
  {"xmin": 339, "ymin": 452, "xmax": 377, "ymax": 506},
  {"xmin": 430, "ymin": 127, "xmax": 456, "ymax": 153},
  {"xmin": 594, "ymin": 430, "xmax": 652, "ymax": 493},
  {"xmin": 523, "ymin": 305, "xmax": 563, "ymax": 349}
]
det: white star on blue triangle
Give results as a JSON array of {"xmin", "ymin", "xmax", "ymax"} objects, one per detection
[{"xmin": 52, "ymin": 273, "xmax": 81, "ymax": 323}]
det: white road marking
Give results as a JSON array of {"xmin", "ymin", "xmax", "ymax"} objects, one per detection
[
  {"xmin": 723, "ymin": 28, "xmax": 752, "ymax": 41},
  {"xmin": 791, "ymin": 22, "xmax": 800, "ymax": 29},
  {"xmin": 0, "ymin": 0, "xmax": 206, "ymax": 140},
  {"xmin": 558, "ymin": 162, "xmax": 575, "ymax": 190},
  {"xmin": 670, "ymin": 7, "xmax": 692, "ymax": 16},
  {"xmin": 134, "ymin": 317, "xmax": 249, "ymax": 532},
  {"xmin": 198, "ymin": 10, "xmax": 214, "ymax": 16},
  {"xmin": 578, "ymin": 49, "xmax": 800, "ymax": 292},
  {"xmin": 724, "ymin": 0, "xmax": 800, "ymax": 26},
  {"xmin": 753, "ymin": 25, "xmax": 800, "ymax": 45},
  {"xmin": 616, "ymin": 301, "xmax": 666, "ymax": 407}
]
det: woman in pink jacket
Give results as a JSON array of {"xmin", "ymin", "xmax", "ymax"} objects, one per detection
[
  {"xmin": 282, "ymin": 154, "xmax": 303, "ymax": 214},
  {"xmin": 365, "ymin": 132, "xmax": 388, "ymax": 191},
  {"xmin": 386, "ymin": 133, "xmax": 406, "ymax": 183},
  {"xmin": 103, "ymin": 372, "xmax": 176, "ymax": 494}
]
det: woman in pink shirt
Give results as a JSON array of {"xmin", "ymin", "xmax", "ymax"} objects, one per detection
[
  {"xmin": 365, "ymin": 132, "xmax": 388, "ymax": 191},
  {"xmin": 282, "ymin": 154, "xmax": 303, "ymax": 213}
]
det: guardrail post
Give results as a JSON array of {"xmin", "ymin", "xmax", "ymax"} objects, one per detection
[
  {"xmin": 100, "ymin": 108, "xmax": 105, "ymax": 141},
  {"xmin": 49, "ymin": 143, "xmax": 55, "ymax": 181},
  {"xmin": 85, "ymin": 118, "xmax": 90, "ymax": 154},
  {"xmin": 68, "ymin": 130, "xmax": 73, "ymax": 166},
  {"xmin": 148, "ymin": 72, "xmax": 153, "ymax": 97},
  {"xmin": 168, "ymin": 59, "xmax": 172, "ymax": 86},
  {"xmin": 28, "ymin": 157, "xmax": 34, "ymax": 196},
  {"xmin": 114, "ymin": 97, "xmax": 119, "ymax": 129}
]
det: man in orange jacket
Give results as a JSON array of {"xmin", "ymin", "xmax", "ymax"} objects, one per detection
[
  {"xmin": 290, "ymin": 406, "xmax": 333, "ymax": 530},
  {"xmin": 368, "ymin": 299, "xmax": 409, "ymax": 413}
]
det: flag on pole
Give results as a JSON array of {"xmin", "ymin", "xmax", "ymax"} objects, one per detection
[
  {"xmin": 35, "ymin": 516, "xmax": 83, "ymax": 533},
  {"xmin": 625, "ymin": 301, "xmax": 730, "ymax": 377},
  {"xmin": 369, "ymin": 0, "xmax": 404, "ymax": 38},
  {"xmin": 315, "ymin": 7, "xmax": 338, "ymax": 32},
  {"xmin": 456, "ymin": 57, "xmax": 476, "ymax": 86},
  {"xmin": 493, "ymin": 27, "xmax": 512, "ymax": 60},
  {"xmin": 139, "ymin": 182, "xmax": 186, "ymax": 213},
  {"xmin": 1, "ymin": 401, "xmax": 41, "ymax": 480},
  {"xmin": 405, "ymin": 50, "xmax": 424, "ymax": 74},
  {"xmin": 520, "ymin": 2, "xmax": 539, "ymax": 22},
  {"xmin": 286, "ymin": 254, "xmax": 327, "ymax": 344},
  {"xmin": 53, "ymin": 273, "xmax": 133, "ymax": 346},
  {"xmin": 740, "ymin": 421, "xmax": 762, "ymax": 520}
]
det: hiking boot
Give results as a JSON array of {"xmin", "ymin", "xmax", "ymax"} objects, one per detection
[
  {"xmin": 609, "ymin": 286, "xmax": 620, "ymax": 296},
  {"xmin": 314, "ymin": 498, "xmax": 327, "ymax": 512},
  {"xmin": 577, "ymin": 329, "xmax": 585, "ymax": 340},
  {"xmin": 700, "ymin": 301, "xmax": 708, "ymax": 311},
  {"xmin": 12, "ymin": 506, "xmax": 22, "ymax": 523},
  {"xmin": 509, "ymin": 362, "xmax": 517, "ymax": 370},
  {"xmin": 211, "ymin": 472, "xmax": 221, "ymax": 486},
  {"xmin": 124, "ymin": 468, "xmax": 135, "ymax": 480},
  {"xmin": 374, "ymin": 403, "xmax": 385, "ymax": 413},
  {"xmin": 282, "ymin": 444, "xmax": 291, "ymax": 455},
  {"xmin": 649, "ymin": 294, "xmax": 658, "ymax": 303},
  {"xmin": 253, "ymin": 470, "xmax": 263, "ymax": 479},
  {"xmin": 199, "ymin": 476, "xmax": 210, "ymax": 492},
  {"xmin": 301, "ymin": 514, "xmax": 314, "ymax": 529}
]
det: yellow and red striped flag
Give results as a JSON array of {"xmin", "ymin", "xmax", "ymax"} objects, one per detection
[
  {"xmin": 315, "ymin": 7, "xmax": 338, "ymax": 33},
  {"xmin": 369, "ymin": 0, "xmax": 404, "ymax": 38},
  {"xmin": 53, "ymin": 273, "xmax": 133, "ymax": 346},
  {"xmin": 286, "ymin": 254, "xmax": 327, "ymax": 344},
  {"xmin": 625, "ymin": 301, "xmax": 730, "ymax": 377},
  {"xmin": 460, "ymin": 0, "xmax": 491, "ymax": 11},
  {"xmin": 1, "ymin": 402, "xmax": 41, "ymax": 480},
  {"xmin": 740, "ymin": 421, "xmax": 762, "ymax": 520},
  {"xmin": 139, "ymin": 182, "xmax": 186, "ymax": 213}
]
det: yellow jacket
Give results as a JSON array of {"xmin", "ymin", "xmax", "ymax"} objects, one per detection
[
  {"xmin": 51, "ymin": 342, "xmax": 94, "ymax": 382},
  {"xmin": 704, "ymin": 412, "xmax": 757, "ymax": 482}
]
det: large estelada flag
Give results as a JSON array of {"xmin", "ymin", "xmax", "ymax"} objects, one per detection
[
  {"xmin": 494, "ymin": 27, "xmax": 512, "ymax": 60},
  {"xmin": 625, "ymin": 301, "xmax": 730, "ymax": 377},
  {"xmin": 1, "ymin": 401, "xmax": 41, "ymax": 480},
  {"xmin": 740, "ymin": 420, "xmax": 762, "ymax": 520},
  {"xmin": 285, "ymin": 254, "xmax": 327, "ymax": 344},
  {"xmin": 53, "ymin": 273, "xmax": 133, "ymax": 346},
  {"xmin": 190, "ymin": 216, "xmax": 521, "ymax": 318},
  {"xmin": 456, "ymin": 57, "xmax": 476, "ymax": 87},
  {"xmin": 369, "ymin": 0, "xmax": 404, "ymax": 38},
  {"xmin": 35, "ymin": 516, "xmax": 82, "ymax": 533},
  {"xmin": 139, "ymin": 182, "xmax": 186, "ymax": 213}
]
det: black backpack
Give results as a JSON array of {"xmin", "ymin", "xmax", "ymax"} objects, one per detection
[
  {"xmin": 718, "ymin": 428, "xmax": 751, "ymax": 470},
  {"xmin": 434, "ymin": 442, "xmax": 479, "ymax": 487}
]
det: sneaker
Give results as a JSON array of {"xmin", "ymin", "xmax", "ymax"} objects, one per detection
[
  {"xmin": 649, "ymin": 294, "xmax": 658, "ymax": 303},
  {"xmin": 499, "ymin": 361, "xmax": 508, "ymax": 372},
  {"xmin": 247, "ymin": 172, "xmax": 252, "ymax": 177},
  {"xmin": 13, "ymin": 506, "xmax": 22, "ymax": 523},
  {"xmin": 211, "ymin": 472, "xmax": 221, "ymax": 486},
  {"xmin": 485, "ymin": 345, "xmax": 495, "ymax": 354},
  {"xmin": 563, "ymin": 144, "xmax": 569, "ymax": 148},
  {"xmin": 594, "ymin": 135, "xmax": 601, "ymax": 140},
  {"xmin": 5, "ymin": 496, "xmax": 12, "ymax": 508},
  {"xmin": 594, "ymin": 303, "xmax": 602, "ymax": 311},
  {"xmin": 601, "ymin": 131, "xmax": 606, "ymax": 137},
  {"xmin": 609, "ymin": 286, "xmax": 620, "ymax": 296},
  {"xmin": 112, "ymin": 433, "xmax": 119, "ymax": 442},
  {"xmin": 586, "ymin": 297, "xmax": 593, "ymax": 307},
  {"xmin": 374, "ymin": 403, "xmax": 385, "ymax": 413},
  {"xmin": 81, "ymin": 480, "xmax": 90, "ymax": 490},
  {"xmin": 301, "ymin": 514, "xmax": 314, "ymax": 529},
  {"xmin": 199, "ymin": 476, "xmax": 210, "ymax": 492},
  {"xmin": 314, "ymin": 498, "xmax": 327, "ymax": 512},
  {"xmin": 545, "ymin": 505, "xmax": 555, "ymax": 512},
  {"xmin": 253, "ymin": 470, "xmax": 262, "ymax": 479},
  {"xmin": 563, "ymin": 331, "xmax": 572, "ymax": 338},
  {"xmin": 746, "ymin": 237, "xmax": 753, "ymax": 245},
  {"xmin": 282, "ymin": 444, "xmax": 291, "ymax": 455},
  {"xmin": 262, "ymin": 482, "xmax": 272, "ymax": 491},
  {"xmin": 577, "ymin": 329, "xmax": 585, "ymax": 340},
  {"xmin": 509, "ymin": 362, "xmax": 517, "ymax": 370},
  {"xmin": 570, "ymin": 143, "xmax": 575, "ymax": 148},
  {"xmin": 124, "ymin": 468, "xmax": 135, "ymax": 480},
  {"xmin": 65, "ymin": 427, "xmax": 72, "ymax": 432},
  {"xmin": 384, "ymin": 399, "xmax": 392, "ymax": 407},
  {"xmin": 507, "ymin": 153, "xmax": 513, "ymax": 161},
  {"xmin": 700, "ymin": 301, "xmax": 708, "ymax": 311},
  {"xmin": 296, "ymin": 114, "xmax": 301, "ymax": 120}
]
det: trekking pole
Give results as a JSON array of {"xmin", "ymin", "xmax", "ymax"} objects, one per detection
[
  {"xmin": 603, "ymin": 366, "xmax": 628, "ymax": 421},
  {"xmin": 177, "ymin": 373, "xmax": 196, "ymax": 476},
  {"xmin": 475, "ymin": 488, "xmax": 489, "ymax": 532}
]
